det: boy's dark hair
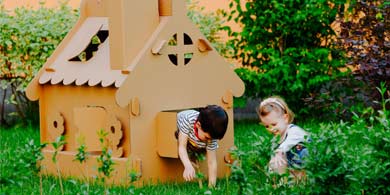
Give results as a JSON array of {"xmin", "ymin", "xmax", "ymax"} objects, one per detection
[{"xmin": 198, "ymin": 105, "xmax": 228, "ymax": 139}]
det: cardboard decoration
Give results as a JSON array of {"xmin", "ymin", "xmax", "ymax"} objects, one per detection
[{"xmin": 26, "ymin": 0, "xmax": 245, "ymax": 185}]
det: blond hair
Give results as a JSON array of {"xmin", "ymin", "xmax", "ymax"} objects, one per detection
[{"xmin": 257, "ymin": 96, "xmax": 295, "ymax": 123}]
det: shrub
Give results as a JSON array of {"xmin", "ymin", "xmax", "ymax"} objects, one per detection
[
  {"xmin": 306, "ymin": 98, "xmax": 390, "ymax": 194},
  {"xmin": 224, "ymin": 0, "xmax": 351, "ymax": 119},
  {"xmin": 186, "ymin": 0, "xmax": 229, "ymax": 55},
  {"xmin": 338, "ymin": 0, "xmax": 390, "ymax": 91},
  {"xmin": 0, "ymin": 2, "xmax": 78, "ymax": 126}
]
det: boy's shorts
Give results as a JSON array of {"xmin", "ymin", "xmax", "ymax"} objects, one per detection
[{"xmin": 175, "ymin": 130, "xmax": 206, "ymax": 162}]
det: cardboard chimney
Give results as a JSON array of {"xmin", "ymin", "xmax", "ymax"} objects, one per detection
[{"xmin": 26, "ymin": 0, "xmax": 245, "ymax": 185}]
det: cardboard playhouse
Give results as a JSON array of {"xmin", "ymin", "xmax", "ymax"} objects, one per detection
[{"xmin": 26, "ymin": 0, "xmax": 245, "ymax": 185}]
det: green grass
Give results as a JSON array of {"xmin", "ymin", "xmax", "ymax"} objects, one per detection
[
  {"xmin": 0, "ymin": 122, "xmax": 258, "ymax": 195},
  {"xmin": 1, "ymin": 113, "xmax": 389, "ymax": 194}
]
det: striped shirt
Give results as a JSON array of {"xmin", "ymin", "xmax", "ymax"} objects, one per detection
[{"xmin": 177, "ymin": 110, "xmax": 218, "ymax": 151}]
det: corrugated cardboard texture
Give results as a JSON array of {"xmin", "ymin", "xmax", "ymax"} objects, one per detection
[{"xmin": 26, "ymin": 0, "xmax": 245, "ymax": 185}]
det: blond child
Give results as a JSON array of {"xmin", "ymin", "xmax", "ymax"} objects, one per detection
[{"xmin": 257, "ymin": 96, "xmax": 309, "ymax": 176}]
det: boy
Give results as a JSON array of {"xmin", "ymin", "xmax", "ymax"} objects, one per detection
[{"xmin": 176, "ymin": 105, "xmax": 228, "ymax": 187}]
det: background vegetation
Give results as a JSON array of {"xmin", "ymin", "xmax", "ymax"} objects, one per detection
[
  {"xmin": 0, "ymin": 2, "xmax": 78, "ymax": 126},
  {"xmin": 336, "ymin": 0, "xmax": 390, "ymax": 110},
  {"xmin": 224, "ymin": 0, "xmax": 389, "ymax": 120},
  {"xmin": 0, "ymin": 0, "xmax": 389, "ymax": 194}
]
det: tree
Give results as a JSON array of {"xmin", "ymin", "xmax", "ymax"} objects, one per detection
[
  {"xmin": 225, "ymin": 0, "xmax": 348, "ymax": 117},
  {"xmin": 0, "ymin": 3, "xmax": 78, "ymax": 126},
  {"xmin": 186, "ymin": 0, "xmax": 228, "ymax": 55},
  {"xmin": 337, "ymin": 0, "xmax": 389, "ymax": 104}
]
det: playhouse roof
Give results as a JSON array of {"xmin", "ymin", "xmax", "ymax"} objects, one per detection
[{"xmin": 26, "ymin": 0, "xmax": 245, "ymax": 104}]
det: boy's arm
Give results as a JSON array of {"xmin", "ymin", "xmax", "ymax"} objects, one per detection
[
  {"xmin": 178, "ymin": 132, "xmax": 195, "ymax": 181},
  {"xmin": 207, "ymin": 149, "xmax": 217, "ymax": 187}
]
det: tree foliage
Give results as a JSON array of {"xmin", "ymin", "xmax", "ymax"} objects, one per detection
[
  {"xmin": 225, "ymin": 0, "xmax": 349, "ymax": 116},
  {"xmin": 186, "ymin": 0, "xmax": 229, "ymax": 55},
  {"xmin": 337, "ymin": 0, "xmax": 390, "ymax": 103},
  {"xmin": 0, "ymin": 3, "xmax": 78, "ymax": 126}
]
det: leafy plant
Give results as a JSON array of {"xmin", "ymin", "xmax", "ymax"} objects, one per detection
[
  {"xmin": 305, "ymin": 83, "xmax": 390, "ymax": 194},
  {"xmin": 128, "ymin": 169, "xmax": 141, "ymax": 184},
  {"xmin": 74, "ymin": 135, "xmax": 90, "ymax": 194},
  {"xmin": 337, "ymin": 0, "xmax": 390, "ymax": 92},
  {"xmin": 0, "ymin": 127, "xmax": 45, "ymax": 194},
  {"xmin": 0, "ymin": 138, "xmax": 45, "ymax": 185},
  {"xmin": 25, "ymin": 139, "xmax": 47, "ymax": 195},
  {"xmin": 224, "ymin": 0, "xmax": 349, "ymax": 118},
  {"xmin": 229, "ymin": 129, "xmax": 277, "ymax": 194},
  {"xmin": 192, "ymin": 153, "xmax": 206, "ymax": 189},
  {"xmin": 186, "ymin": 0, "xmax": 229, "ymax": 55},
  {"xmin": 74, "ymin": 137, "xmax": 89, "ymax": 165},
  {"xmin": 302, "ymin": 77, "xmax": 370, "ymax": 120},
  {"xmin": 96, "ymin": 129, "xmax": 115, "ymax": 195},
  {"xmin": 51, "ymin": 135, "xmax": 66, "ymax": 195},
  {"xmin": 376, "ymin": 82, "xmax": 390, "ymax": 120},
  {"xmin": 0, "ymin": 1, "xmax": 78, "ymax": 126}
]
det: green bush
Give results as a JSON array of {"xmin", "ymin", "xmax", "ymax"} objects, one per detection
[
  {"xmin": 335, "ymin": 0, "xmax": 390, "ymax": 114},
  {"xmin": 224, "ymin": 0, "xmax": 350, "ymax": 118},
  {"xmin": 306, "ymin": 103, "xmax": 390, "ymax": 193},
  {"xmin": 0, "ymin": 2, "xmax": 78, "ymax": 126},
  {"xmin": 186, "ymin": 0, "xmax": 229, "ymax": 55}
]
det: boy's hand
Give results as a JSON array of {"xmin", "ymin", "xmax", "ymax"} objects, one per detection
[
  {"xmin": 183, "ymin": 165, "xmax": 196, "ymax": 181},
  {"xmin": 178, "ymin": 132, "xmax": 196, "ymax": 181}
]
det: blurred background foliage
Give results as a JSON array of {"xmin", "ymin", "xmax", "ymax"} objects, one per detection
[
  {"xmin": 0, "ymin": 1, "xmax": 78, "ymax": 126},
  {"xmin": 224, "ymin": 0, "xmax": 389, "ymax": 121}
]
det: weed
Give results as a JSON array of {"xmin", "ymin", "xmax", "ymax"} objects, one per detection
[
  {"xmin": 51, "ymin": 135, "xmax": 66, "ymax": 195},
  {"xmin": 192, "ymin": 153, "xmax": 206, "ymax": 189},
  {"xmin": 96, "ymin": 129, "xmax": 115, "ymax": 195},
  {"xmin": 74, "ymin": 135, "xmax": 90, "ymax": 194}
]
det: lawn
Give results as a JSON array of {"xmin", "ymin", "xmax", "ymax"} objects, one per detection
[
  {"xmin": 0, "ymin": 121, "xmax": 259, "ymax": 195},
  {"xmin": 1, "ymin": 111, "xmax": 389, "ymax": 194}
]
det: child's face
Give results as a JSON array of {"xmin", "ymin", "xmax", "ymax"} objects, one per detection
[
  {"xmin": 196, "ymin": 122, "xmax": 212, "ymax": 141},
  {"xmin": 260, "ymin": 110, "xmax": 289, "ymax": 135}
]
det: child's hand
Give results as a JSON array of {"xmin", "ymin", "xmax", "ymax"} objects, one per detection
[
  {"xmin": 273, "ymin": 151, "xmax": 286, "ymax": 167},
  {"xmin": 269, "ymin": 151, "xmax": 287, "ymax": 174},
  {"xmin": 183, "ymin": 165, "xmax": 196, "ymax": 181}
]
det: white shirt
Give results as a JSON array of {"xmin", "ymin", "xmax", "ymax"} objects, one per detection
[{"xmin": 277, "ymin": 124, "xmax": 309, "ymax": 153}]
